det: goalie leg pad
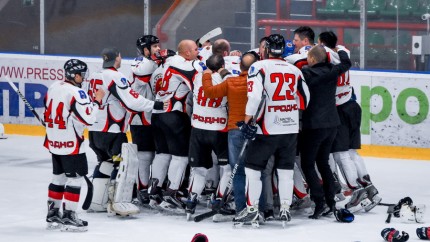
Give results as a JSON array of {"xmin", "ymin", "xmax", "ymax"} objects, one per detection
[
  {"xmin": 89, "ymin": 162, "xmax": 114, "ymax": 212},
  {"xmin": 114, "ymin": 143, "xmax": 139, "ymax": 204}
]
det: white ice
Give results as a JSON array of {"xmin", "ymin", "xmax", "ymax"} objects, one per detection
[{"xmin": 0, "ymin": 135, "xmax": 429, "ymax": 242}]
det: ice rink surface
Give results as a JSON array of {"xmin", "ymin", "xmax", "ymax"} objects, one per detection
[{"xmin": 0, "ymin": 135, "xmax": 429, "ymax": 242}]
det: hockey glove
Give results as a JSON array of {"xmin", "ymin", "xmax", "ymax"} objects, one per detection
[
  {"xmin": 394, "ymin": 197, "xmax": 413, "ymax": 218},
  {"xmin": 381, "ymin": 228, "xmax": 410, "ymax": 242},
  {"xmin": 237, "ymin": 121, "xmax": 257, "ymax": 140},
  {"xmin": 417, "ymin": 227, "xmax": 430, "ymax": 240},
  {"xmin": 334, "ymin": 208, "xmax": 354, "ymax": 223}
]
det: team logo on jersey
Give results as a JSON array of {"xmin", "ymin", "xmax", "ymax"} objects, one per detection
[
  {"xmin": 78, "ymin": 90, "xmax": 87, "ymax": 99},
  {"xmin": 198, "ymin": 61, "xmax": 207, "ymax": 71},
  {"xmin": 135, "ymin": 56, "xmax": 144, "ymax": 61},
  {"xmin": 273, "ymin": 115, "xmax": 296, "ymax": 126},
  {"xmin": 231, "ymin": 70, "xmax": 241, "ymax": 75},
  {"xmin": 120, "ymin": 77, "xmax": 127, "ymax": 85},
  {"xmin": 249, "ymin": 66, "xmax": 255, "ymax": 75},
  {"xmin": 304, "ymin": 45, "xmax": 312, "ymax": 51}
]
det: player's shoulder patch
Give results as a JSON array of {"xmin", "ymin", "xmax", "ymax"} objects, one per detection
[
  {"xmin": 249, "ymin": 65, "xmax": 256, "ymax": 75},
  {"xmin": 134, "ymin": 56, "xmax": 144, "ymax": 61},
  {"xmin": 198, "ymin": 61, "xmax": 207, "ymax": 71},
  {"xmin": 304, "ymin": 45, "xmax": 312, "ymax": 51},
  {"xmin": 77, "ymin": 89, "xmax": 87, "ymax": 100},
  {"xmin": 120, "ymin": 77, "xmax": 127, "ymax": 85}
]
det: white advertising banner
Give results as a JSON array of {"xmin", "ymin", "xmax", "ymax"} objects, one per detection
[{"xmin": 0, "ymin": 54, "xmax": 429, "ymax": 148}]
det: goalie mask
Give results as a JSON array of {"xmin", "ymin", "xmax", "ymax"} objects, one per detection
[
  {"xmin": 265, "ymin": 34, "xmax": 285, "ymax": 57},
  {"xmin": 137, "ymin": 35, "xmax": 160, "ymax": 54},
  {"xmin": 400, "ymin": 203, "xmax": 426, "ymax": 223},
  {"xmin": 64, "ymin": 59, "xmax": 88, "ymax": 80}
]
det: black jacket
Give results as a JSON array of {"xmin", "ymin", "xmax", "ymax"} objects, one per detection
[{"xmin": 301, "ymin": 50, "xmax": 351, "ymax": 129}]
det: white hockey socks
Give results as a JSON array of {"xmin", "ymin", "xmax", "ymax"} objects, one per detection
[
  {"xmin": 167, "ymin": 155, "xmax": 188, "ymax": 190},
  {"xmin": 245, "ymin": 168, "xmax": 262, "ymax": 207},
  {"xmin": 333, "ymin": 151, "xmax": 359, "ymax": 188},
  {"xmin": 64, "ymin": 177, "xmax": 83, "ymax": 212},
  {"xmin": 48, "ymin": 173, "xmax": 67, "ymax": 208},
  {"xmin": 188, "ymin": 167, "xmax": 209, "ymax": 195},
  {"xmin": 349, "ymin": 149, "xmax": 369, "ymax": 179},
  {"xmin": 151, "ymin": 153, "xmax": 172, "ymax": 187},
  {"xmin": 277, "ymin": 169, "xmax": 294, "ymax": 205},
  {"xmin": 216, "ymin": 164, "xmax": 232, "ymax": 197},
  {"xmin": 137, "ymin": 151, "xmax": 154, "ymax": 189}
]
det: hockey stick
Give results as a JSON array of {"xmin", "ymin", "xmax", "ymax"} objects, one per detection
[
  {"xmin": 199, "ymin": 27, "xmax": 222, "ymax": 45},
  {"xmin": 5, "ymin": 75, "xmax": 45, "ymax": 126},
  {"xmin": 194, "ymin": 95, "xmax": 266, "ymax": 222},
  {"xmin": 5, "ymin": 75, "xmax": 94, "ymax": 210}
]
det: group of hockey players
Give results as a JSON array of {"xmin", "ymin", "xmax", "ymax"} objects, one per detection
[{"xmin": 43, "ymin": 25, "xmax": 387, "ymax": 232}]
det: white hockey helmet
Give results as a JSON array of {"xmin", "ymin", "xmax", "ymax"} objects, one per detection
[{"xmin": 400, "ymin": 203, "xmax": 426, "ymax": 223}]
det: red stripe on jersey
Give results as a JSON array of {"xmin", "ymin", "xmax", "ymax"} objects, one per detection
[
  {"xmin": 44, "ymin": 136, "xmax": 49, "ymax": 150},
  {"xmin": 297, "ymin": 91, "xmax": 305, "ymax": 110},
  {"xmin": 295, "ymin": 59, "xmax": 308, "ymax": 70},
  {"xmin": 327, "ymin": 52, "xmax": 331, "ymax": 63},
  {"xmin": 141, "ymin": 113, "xmax": 150, "ymax": 126},
  {"xmin": 135, "ymin": 74, "xmax": 151, "ymax": 83},
  {"xmin": 64, "ymin": 191, "xmax": 80, "ymax": 202},
  {"xmin": 48, "ymin": 190, "xmax": 64, "ymax": 200},
  {"xmin": 293, "ymin": 186, "xmax": 307, "ymax": 199}
]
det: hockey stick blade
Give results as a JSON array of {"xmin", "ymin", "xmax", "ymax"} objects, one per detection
[
  {"xmin": 199, "ymin": 27, "xmax": 222, "ymax": 45},
  {"xmin": 378, "ymin": 202, "xmax": 396, "ymax": 207},
  {"xmin": 82, "ymin": 176, "xmax": 93, "ymax": 210},
  {"xmin": 194, "ymin": 209, "xmax": 218, "ymax": 222},
  {"xmin": 4, "ymin": 75, "xmax": 46, "ymax": 126}
]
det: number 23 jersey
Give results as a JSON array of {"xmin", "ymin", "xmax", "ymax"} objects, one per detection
[{"xmin": 246, "ymin": 58, "xmax": 309, "ymax": 135}]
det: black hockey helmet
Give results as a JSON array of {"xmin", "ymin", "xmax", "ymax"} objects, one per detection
[
  {"xmin": 136, "ymin": 35, "xmax": 160, "ymax": 53},
  {"xmin": 265, "ymin": 34, "xmax": 286, "ymax": 56},
  {"xmin": 64, "ymin": 59, "xmax": 88, "ymax": 80}
]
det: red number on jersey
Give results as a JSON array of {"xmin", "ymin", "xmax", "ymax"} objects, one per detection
[
  {"xmin": 44, "ymin": 100, "xmax": 66, "ymax": 129},
  {"xmin": 337, "ymin": 72, "xmax": 350, "ymax": 87},
  {"xmin": 270, "ymin": 73, "xmax": 296, "ymax": 101},
  {"xmin": 196, "ymin": 87, "xmax": 222, "ymax": 108},
  {"xmin": 129, "ymin": 89, "xmax": 139, "ymax": 99},
  {"xmin": 88, "ymin": 79, "xmax": 103, "ymax": 103},
  {"xmin": 159, "ymin": 69, "xmax": 173, "ymax": 92},
  {"xmin": 248, "ymin": 81, "xmax": 254, "ymax": 92}
]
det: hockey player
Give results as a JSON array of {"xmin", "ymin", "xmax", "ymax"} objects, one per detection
[
  {"xmin": 149, "ymin": 39, "xmax": 203, "ymax": 211},
  {"xmin": 45, "ymin": 59, "xmax": 105, "ymax": 232},
  {"xmin": 285, "ymin": 26, "xmax": 315, "ymax": 69},
  {"xmin": 318, "ymin": 31, "xmax": 381, "ymax": 212},
  {"xmin": 185, "ymin": 54, "xmax": 234, "ymax": 220},
  {"xmin": 87, "ymin": 47, "xmax": 165, "ymax": 216},
  {"xmin": 234, "ymin": 34, "xmax": 309, "ymax": 228},
  {"xmin": 129, "ymin": 35, "xmax": 160, "ymax": 205},
  {"xmin": 300, "ymin": 44, "xmax": 351, "ymax": 219},
  {"xmin": 202, "ymin": 52, "xmax": 258, "ymax": 216}
]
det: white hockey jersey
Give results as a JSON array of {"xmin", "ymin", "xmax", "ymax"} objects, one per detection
[
  {"xmin": 324, "ymin": 45, "xmax": 352, "ymax": 105},
  {"xmin": 87, "ymin": 68, "xmax": 155, "ymax": 133},
  {"xmin": 285, "ymin": 45, "xmax": 313, "ymax": 69},
  {"xmin": 44, "ymin": 81, "xmax": 99, "ymax": 155},
  {"xmin": 153, "ymin": 55, "xmax": 204, "ymax": 114},
  {"xmin": 129, "ymin": 56, "xmax": 158, "ymax": 125},
  {"xmin": 191, "ymin": 72, "xmax": 229, "ymax": 131},
  {"xmin": 246, "ymin": 58, "xmax": 310, "ymax": 135}
]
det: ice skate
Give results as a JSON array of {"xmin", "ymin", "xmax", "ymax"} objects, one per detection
[
  {"xmin": 46, "ymin": 201, "xmax": 62, "ymax": 230},
  {"xmin": 279, "ymin": 200, "xmax": 291, "ymax": 228},
  {"xmin": 363, "ymin": 184, "xmax": 382, "ymax": 212},
  {"xmin": 210, "ymin": 194, "xmax": 236, "ymax": 222},
  {"xmin": 233, "ymin": 205, "xmax": 259, "ymax": 228},
  {"xmin": 160, "ymin": 188, "xmax": 185, "ymax": 213},
  {"xmin": 186, "ymin": 192, "xmax": 198, "ymax": 221},
  {"xmin": 137, "ymin": 188, "xmax": 150, "ymax": 207},
  {"xmin": 309, "ymin": 201, "xmax": 328, "ymax": 219},
  {"xmin": 61, "ymin": 209, "xmax": 88, "ymax": 232},
  {"xmin": 345, "ymin": 187, "xmax": 367, "ymax": 209},
  {"xmin": 148, "ymin": 178, "xmax": 163, "ymax": 208}
]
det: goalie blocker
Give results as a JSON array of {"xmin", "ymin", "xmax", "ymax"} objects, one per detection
[{"xmin": 89, "ymin": 143, "xmax": 140, "ymax": 216}]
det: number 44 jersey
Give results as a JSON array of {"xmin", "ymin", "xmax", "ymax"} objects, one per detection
[
  {"xmin": 246, "ymin": 58, "xmax": 310, "ymax": 135},
  {"xmin": 43, "ymin": 81, "xmax": 100, "ymax": 155},
  {"xmin": 191, "ymin": 72, "xmax": 229, "ymax": 131}
]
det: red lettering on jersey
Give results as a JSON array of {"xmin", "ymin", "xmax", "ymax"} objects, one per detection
[
  {"xmin": 44, "ymin": 100, "xmax": 66, "ymax": 129},
  {"xmin": 129, "ymin": 89, "xmax": 139, "ymax": 99},
  {"xmin": 88, "ymin": 79, "xmax": 103, "ymax": 104},
  {"xmin": 267, "ymin": 104, "xmax": 298, "ymax": 112}
]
